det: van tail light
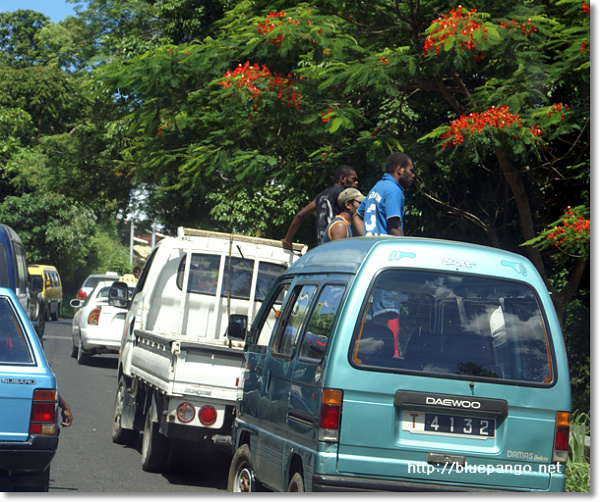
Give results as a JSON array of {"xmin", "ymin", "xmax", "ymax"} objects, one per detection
[
  {"xmin": 318, "ymin": 389, "xmax": 343, "ymax": 443},
  {"xmin": 88, "ymin": 307, "xmax": 101, "ymax": 325},
  {"xmin": 552, "ymin": 411, "xmax": 570, "ymax": 463},
  {"xmin": 77, "ymin": 290, "xmax": 87, "ymax": 300},
  {"xmin": 29, "ymin": 389, "xmax": 58, "ymax": 436}
]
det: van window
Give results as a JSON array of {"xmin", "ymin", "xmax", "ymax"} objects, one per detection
[
  {"xmin": 250, "ymin": 282, "xmax": 292, "ymax": 346},
  {"xmin": 272, "ymin": 284, "xmax": 317, "ymax": 357},
  {"xmin": 0, "ymin": 297, "xmax": 33, "ymax": 364},
  {"xmin": 14, "ymin": 244, "xmax": 28, "ymax": 294},
  {"xmin": 351, "ymin": 270, "xmax": 553, "ymax": 386},
  {"xmin": 299, "ymin": 284, "xmax": 346, "ymax": 361}
]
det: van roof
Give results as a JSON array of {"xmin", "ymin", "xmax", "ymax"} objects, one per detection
[
  {"xmin": 284, "ymin": 236, "xmax": 532, "ymax": 277},
  {"xmin": 0, "ymin": 224, "xmax": 22, "ymax": 245}
]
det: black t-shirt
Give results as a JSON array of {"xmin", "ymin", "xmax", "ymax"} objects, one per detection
[{"xmin": 315, "ymin": 185, "xmax": 343, "ymax": 244}]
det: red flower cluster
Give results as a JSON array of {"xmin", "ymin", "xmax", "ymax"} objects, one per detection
[
  {"xmin": 218, "ymin": 62, "xmax": 302, "ymax": 110},
  {"xmin": 547, "ymin": 102, "xmax": 572, "ymax": 120},
  {"xmin": 258, "ymin": 11, "xmax": 301, "ymax": 46},
  {"xmin": 423, "ymin": 6, "xmax": 488, "ymax": 58},
  {"xmin": 580, "ymin": 41, "xmax": 588, "ymax": 52},
  {"xmin": 582, "ymin": 3, "xmax": 591, "ymax": 16},
  {"xmin": 320, "ymin": 108, "xmax": 334, "ymax": 123},
  {"xmin": 500, "ymin": 18, "xmax": 537, "ymax": 36},
  {"xmin": 378, "ymin": 57, "xmax": 390, "ymax": 65},
  {"xmin": 441, "ymin": 106, "xmax": 522, "ymax": 148},
  {"xmin": 546, "ymin": 206, "xmax": 590, "ymax": 247}
]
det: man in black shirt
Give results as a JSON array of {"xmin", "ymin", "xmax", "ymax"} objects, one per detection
[{"xmin": 281, "ymin": 165, "xmax": 359, "ymax": 250}]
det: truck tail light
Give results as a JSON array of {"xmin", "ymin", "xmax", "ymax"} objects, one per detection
[
  {"xmin": 318, "ymin": 389, "xmax": 343, "ymax": 443},
  {"xmin": 176, "ymin": 403, "xmax": 195, "ymax": 423},
  {"xmin": 199, "ymin": 406, "xmax": 217, "ymax": 426},
  {"xmin": 88, "ymin": 307, "xmax": 101, "ymax": 325},
  {"xmin": 553, "ymin": 411, "xmax": 570, "ymax": 463},
  {"xmin": 29, "ymin": 389, "xmax": 58, "ymax": 435}
]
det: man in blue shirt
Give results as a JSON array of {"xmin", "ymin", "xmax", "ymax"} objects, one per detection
[{"xmin": 357, "ymin": 152, "xmax": 415, "ymax": 236}]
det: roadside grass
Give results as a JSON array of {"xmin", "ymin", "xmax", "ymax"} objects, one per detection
[{"xmin": 565, "ymin": 411, "xmax": 590, "ymax": 492}]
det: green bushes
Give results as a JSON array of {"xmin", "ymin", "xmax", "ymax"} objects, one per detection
[{"xmin": 565, "ymin": 412, "xmax": 590, "ymax": 492}]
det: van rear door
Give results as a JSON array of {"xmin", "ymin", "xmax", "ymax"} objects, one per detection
[{"xmin": 335, "ymin": 269, "xmax": 569, "ymax": 491}]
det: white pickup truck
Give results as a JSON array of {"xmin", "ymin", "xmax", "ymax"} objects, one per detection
[{"xmin": 109, "ymin": 227, "xmax": 306, "ymax": 472}]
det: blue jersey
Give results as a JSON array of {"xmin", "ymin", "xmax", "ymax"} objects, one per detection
[{"xmin": 357, "ymin": 173, "xmax": 405, "ymax": 235}]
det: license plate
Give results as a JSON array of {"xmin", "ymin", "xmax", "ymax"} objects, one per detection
[{"xmin": 402, "ymin": 410, "xmax": 495, "ymax": 438}]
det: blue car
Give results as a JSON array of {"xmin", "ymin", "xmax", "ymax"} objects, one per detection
[{"xmin": 0, "ymin": 287, "xmax": 60, "ymax": 491}]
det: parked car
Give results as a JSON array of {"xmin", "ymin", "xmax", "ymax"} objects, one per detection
[
  {"xmin": 0, "ymin": 224, "xmax": 44, "ymax": 338},
  {"xmin": 75, "ymin": 272, "xmax": 120, "ymax": 302},
  {"xmin": 69, "ymin": 279, "xmax": 136, "ymax": 365},
  {"xmin": 229, "ymin": 237, "xmax": 571, "ymax": 492},
  {"xmin": 0, "ymin": 287, "xmax": 60, "ymax": 491},
  {"xmin": 28, "ymin": 265, "xmax": 62, "ymax": 321}
]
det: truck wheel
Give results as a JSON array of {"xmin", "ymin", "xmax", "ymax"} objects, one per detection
[
  {"xmin": 228, "ymin": 444, "xmax": 258, "ymax": 492},
  {"xmin": 111, "ymin": 377, "xmax": 138, "ymax": 445},
  {"xmin": 288, "ymin": 472, "xmax": 305, "ymax": 492},
  {"xmin": 51, "ymin": 303, "xmax": 59, "ymax": 321},
  {"xmin": 141, "ymin": 409, "xmax": 168, "ymax": 472}
]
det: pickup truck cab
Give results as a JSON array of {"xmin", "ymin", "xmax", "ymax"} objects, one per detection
[
  {"xmin": 230, "ymin": 237, "xmax": 571, "ymax": 492},
  {"xmin": 110, "ymin": 227, "xmax": 305, "ymax": 473}
]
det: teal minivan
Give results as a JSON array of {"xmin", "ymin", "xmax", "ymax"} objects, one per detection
[{"xmin": 228, "ymin": 237, "xmax": 571, "ymax": 492}]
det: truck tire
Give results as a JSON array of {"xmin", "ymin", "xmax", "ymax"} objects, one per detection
[
  {"xmin": 51, "ymin": 302, "xmax": 59, "ymax": 321},
  {"xmin": 111, "ymin": 377, "xmax": 138, "ymax": 446},
  {"xmin": 228, "ymin": 444, "xmax": 259, "ymax": 492},
  {"xmin": 141, "ymin": 409, "xmax": 168, "ymax": 472}
]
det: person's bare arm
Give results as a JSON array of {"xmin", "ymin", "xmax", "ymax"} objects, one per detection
[
  {"xmin": 329, "ymin": 221, "xmax": 349, "ymax": 241},
  {"xmin": 352, "ymin": 213, "xmax": 364, "ymax": 236},
  {"xmin": 58, "ymin": 393, "xmax": 73, "ymax": 427},
  {"xmin": 387, "ymin": 217, "xmax": 404, "ymax": 237},
  {"xmin": 281, "ymin": 199, "xmax": 316, "ymax": 250}
]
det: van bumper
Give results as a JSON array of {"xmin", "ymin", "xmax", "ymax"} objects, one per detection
[{"xmin": 312, "ymin": 474, "xmax": 501, "ymax": 492}]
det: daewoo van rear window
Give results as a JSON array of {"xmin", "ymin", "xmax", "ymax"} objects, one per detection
[
  {"xmin": 351, "ymin": 270, "xmax": 554, "ymax": 385},
  {"xmin": 0, "ymin": 297, "xmax": 33, "ymax": 364}
]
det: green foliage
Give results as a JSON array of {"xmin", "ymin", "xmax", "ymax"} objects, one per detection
[
  {"xmin": 0, "ymin": 192, "xmax": 96, "ymax": 287},
  {"xmin": 565, "ymin": 411, "xmax": 590, "ymax": 492},
  {"xmin": 0, "ymin": 10, "xmax": 50, "ymax": 68},
  {"xmin": 522, "ymin": 205, "xmax": 589, "ymax": 260},
  {"xmin": 563, "ymin": 289, "xmax": 590, "ymax": 414}
]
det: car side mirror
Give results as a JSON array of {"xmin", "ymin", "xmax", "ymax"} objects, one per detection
[
  {"xmin": 70, "ymin": 299, "xmax": 82, "ymax": 308},
  {"xmin": 30, "ymin": 276, "xmax": 43, "ymax": 295},
  {"xmin": 108, "ymin": 281, "xmax": 130, "ymax": 309},
  {"xmin": 227, "ymin": 314, "xmax": 248, "ymax": 341}
]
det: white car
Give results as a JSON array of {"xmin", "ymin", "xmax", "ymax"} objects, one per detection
[
  {"xmin": 70, "ymin": 280, "xmax": 135, "ymax": 365},
  {"xmin": 74, "ymin": 272, "xmax": 120, "ymax": 302}
]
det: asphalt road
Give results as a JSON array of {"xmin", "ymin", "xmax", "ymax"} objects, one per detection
[{"xmin": 41, "ymin": 319, "xmax": 231, "ymax": 493}]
